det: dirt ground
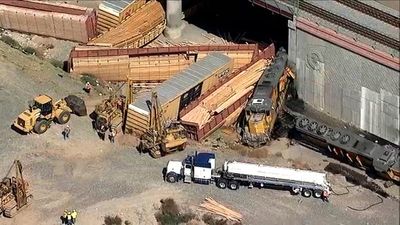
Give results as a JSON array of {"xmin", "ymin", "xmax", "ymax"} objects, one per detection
[{"xmin": 0, "ymin": 38, "xmax": 399, "ymax": 225}]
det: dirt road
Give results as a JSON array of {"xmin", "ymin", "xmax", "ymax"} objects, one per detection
[{"xmin": 0, "ymin": 39, "xmax": 399, "ymax": 225}]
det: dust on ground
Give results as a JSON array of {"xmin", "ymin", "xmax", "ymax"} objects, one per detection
[{"xmin": 0, "ymin": 21, "xmax": 399, "ymax": 225}]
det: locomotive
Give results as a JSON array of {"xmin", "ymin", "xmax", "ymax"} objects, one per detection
[
  {"xmin": 239, "ymin": 48, "xmax": 294, "ymax": 147},
  {"xmin": 289, "ymin": 114, "xmax": 400, "ymax": 182}
]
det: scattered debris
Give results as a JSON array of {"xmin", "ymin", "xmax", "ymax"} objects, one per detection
[{"xmin": 324, "ymin": 163, "xmax": 390, "ymax": 198}]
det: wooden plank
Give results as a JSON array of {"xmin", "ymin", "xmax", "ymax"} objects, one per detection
[
  {"xmin": 181, "ymin": 59, "xmax": 269, "ymax": 128},
  {"xmin": 89, "ymin": 1, "xmax": 165, "ymax": 48}
]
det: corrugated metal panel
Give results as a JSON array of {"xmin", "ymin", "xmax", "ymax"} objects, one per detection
[
  {"xmin": 101, "ymin": 0, "xmax": 134, "ymax": 13},
  {"xmin": 294, "ymin": 29, "xmax": 399, "ymax": 144},
  {"xmin": 129, "ymin": 52, "xmax": 232, "ymax": 113}
]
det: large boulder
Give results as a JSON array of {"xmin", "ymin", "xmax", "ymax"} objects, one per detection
[{"xmin": 65, "ymin": 95, "xmax": 87, "ymax": 116}]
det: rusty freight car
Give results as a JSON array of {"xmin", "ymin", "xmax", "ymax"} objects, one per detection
[
  {"xmin": 0, "ymin": 0, "xmax": 96, "ymax": 43},
  {"xmin": 125, "ymin": 52, "xmax": 233, "ymax": 135},
  {"xmin": 68, "ymin": 44, "xmax": 258, "ymax": 82},
  {"xmin": 179, "ymin": 44, "xmax": 276, "ymax": 141},
  {"xmin": 89, "ymin": 0, "xmax": 165, "ymax": 48},
  {"xmin": 97, "ymin": 0, "xmax": 146, "ymax": 34}
]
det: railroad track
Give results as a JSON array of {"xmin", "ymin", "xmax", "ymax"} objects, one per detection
[
  {"xmin": 299, "ymin": 1, "xmax": 400, "ymax": 50},
  {"xmin": 335, "ymin": 0, "xmax": 399, "ymax": 28}
]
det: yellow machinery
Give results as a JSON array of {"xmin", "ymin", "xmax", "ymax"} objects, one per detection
[
  {"xmin": 0, "ymin": 160, "xmax": 32, "ymax": 218},
  {"xmin": 240, "ymin": 48, "xmax": 295, "ymax": 147},
  {"xmin": 139, "ymin": 92, "xmax": 188, "ymax": 158},
  {"xmin": 13, "ymin": 95, "xmax": 73, "ymax": 134},
  {"xmin": 94, "ymin": 95, "xmax": 125, "ymax": 133}
]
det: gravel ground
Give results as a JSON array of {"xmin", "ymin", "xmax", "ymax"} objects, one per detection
[{"xmin": 0, "ymin": 36, "xmax": 399, "ymax": 225}]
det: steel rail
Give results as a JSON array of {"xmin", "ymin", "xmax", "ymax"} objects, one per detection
[
  {"xmin": 299, "ymin": 1, "xmax": 400, "ymax": 50},
  {"xmin": 335, "ymin": 0, "xmax": 399, "ymax": 28}
]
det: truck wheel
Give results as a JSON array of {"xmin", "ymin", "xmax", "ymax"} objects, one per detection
[
  {"xmin": 228, "ymin": 181, "xmax": 239, "ymax": 190},
  {"xmin": 166, "ymin": 173, "xmax": 178, "ymax": 183},
  {"xmin": 302, "ymin": 188, "xmax": 312, "ymax": 198},
  {"xmin": 34, "ymin": 120, "xmax": 48, "ymax": 134},
  {"xmin": 313, "ymin": 190, "xmax": 323, "ymax": 198},
  {"xmin": 150, "ymin": 147, "xmax": 161, "ymax": 158},
  {"xmin": 216, "ymin": 179, "xmax": 227, "ymax": 189},
  {"xmin": 291, "ymin": 187, "xmax": 301, "ymax": 195},
  {"xmin": 57, "ymin": 110, "xmax": 71, "ymax": 124}
]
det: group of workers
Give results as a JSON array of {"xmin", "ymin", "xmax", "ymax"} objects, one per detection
[
  {"xmin": 63, "ymin": 209, "xmax": 78, "ymax": 225},
  {"xmin": 98, "ymin": 125, "xmax": 117, "ymax": 143}
]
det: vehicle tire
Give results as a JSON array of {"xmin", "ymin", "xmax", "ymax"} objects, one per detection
[
  {"xmin": 178, "ymin": 143, "xmax": 186, "ymax": 151},
  {"xmin": 291, "ymin": 187, "xmax": 301, "ymax": 195},
  {"xmin": 34, "ymin": 120, "xmax": 48, "ymax": 134},
  {"xmin": 216, "ymin": 179, "xmax": 227, "ymax": 189},
  {"xmin": 57, "ymin": 110, "xmax": 71, "ymax": 124},
  {"xmin": 313, "ymin": 190, "xmax": 323, "ymax": 198},
  {"xmin": 302, "ymin": 188, "xmax": 312, "ymax": 198},
  {"xmin": 166, "ymin": 173, "xmax": 178, "ymax": 183},
  {"xmin": 228, "ymin": 181, "xmax": 239, "ymax": 190},
  {"xmin": 150, "ymin": 147, "xmax": 161, "ymax": 158}
]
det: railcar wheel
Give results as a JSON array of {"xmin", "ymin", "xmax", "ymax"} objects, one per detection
[
  {"xmin": 308, "ymin": 121, "xmax": 318, "ymax": 131},
  {"xmin": 216, "ymin": 179, "xmax": 227, "ymax": 189},
  {"xmin": 299, "ymin": 118, "xmax": 309, "ymax": 128},
  {"xmin": 340, "ymin": 134, "xmax": 350, "ymax": 144},
  {"xmin": 331, "ymin": 131, "xmax": 341, "ymax": 141},
  {"xmin": 302, "ymin": 188, "xmax": 312, "ymax": 198},
  {"xmin": 317, "ymin": 125, "xmax": 328, "ymax": 135}
]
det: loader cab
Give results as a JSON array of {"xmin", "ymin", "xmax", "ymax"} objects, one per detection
[{"xmin": 33, "ymin": 95, "xmax": 53, "ymax": 116}]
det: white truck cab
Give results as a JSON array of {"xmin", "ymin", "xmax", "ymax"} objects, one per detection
[{"xmin": 166, "ymin": 152, "xmax": 216, "ymax": 184}]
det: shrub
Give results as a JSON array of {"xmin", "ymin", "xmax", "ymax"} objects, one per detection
[
  {"xmin": 103, "ymin": 215, "xmax": 131, "ymax": 225},
  {"xmin": 49, "ymin": 58, "xmax": 64, "ymax": 69},
  {"xmin": 155, "ymin": 198, "xmax": 195, "ymax": 225},
  {"xmin": 22, "ymin": 46, "xmax": 38, "ymax": 55},
  {"xmin": 202, "ymin": 214, "xmax": 228, "ymax": 225},
  {"xmin": 104, "ymin": 215, "xmax": 122, "ymax": 225},
  {"xmin": 0, "ymin": 35, "xmax": 21, "ymax": 49},
  {"xmin": 80, "ymin": 73, "xmax": 97, "ymax": 85}
]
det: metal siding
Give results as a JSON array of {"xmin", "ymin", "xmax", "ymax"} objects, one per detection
[{"xmin": 295, "ymin": 29, "xmax": 399, "ymax": 144}]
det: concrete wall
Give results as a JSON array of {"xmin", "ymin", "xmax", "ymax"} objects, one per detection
[{"xmin": 289, "ymin": 27, "xmax": 400, "ymax": 145}]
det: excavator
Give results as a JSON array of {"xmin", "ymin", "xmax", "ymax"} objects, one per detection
[
  {"xmin": 0, "ymin": 160, "xmax": 32, "ymax": 218},
  {"xmin": 139, "ymin": 92, "xmax": 188, "ymax": 158}
]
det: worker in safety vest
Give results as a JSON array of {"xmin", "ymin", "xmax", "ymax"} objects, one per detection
[
  {"xmin": 71, "ymin": 209, "xmax": 78, "ymax": 224},
  {"xmin": 65, "ymin": 211, "xmax": 73, "ymax": 225},
  {"xmin": 63, "ymin": 210, "xmax": 68, "ymax": 224}
]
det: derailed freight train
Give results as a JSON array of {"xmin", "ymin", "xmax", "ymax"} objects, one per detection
[
  {"xmin": 239, "ymin": 48, "xmax": 295, "ymax": 147},
  {"xmin": 289, "ymin": 114, "xmax": 400, "ymax": 182}
]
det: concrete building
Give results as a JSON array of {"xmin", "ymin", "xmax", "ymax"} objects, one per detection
[{"xmin": 251, "ymin": 0, "xmax": 400, "ymax": 145}]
